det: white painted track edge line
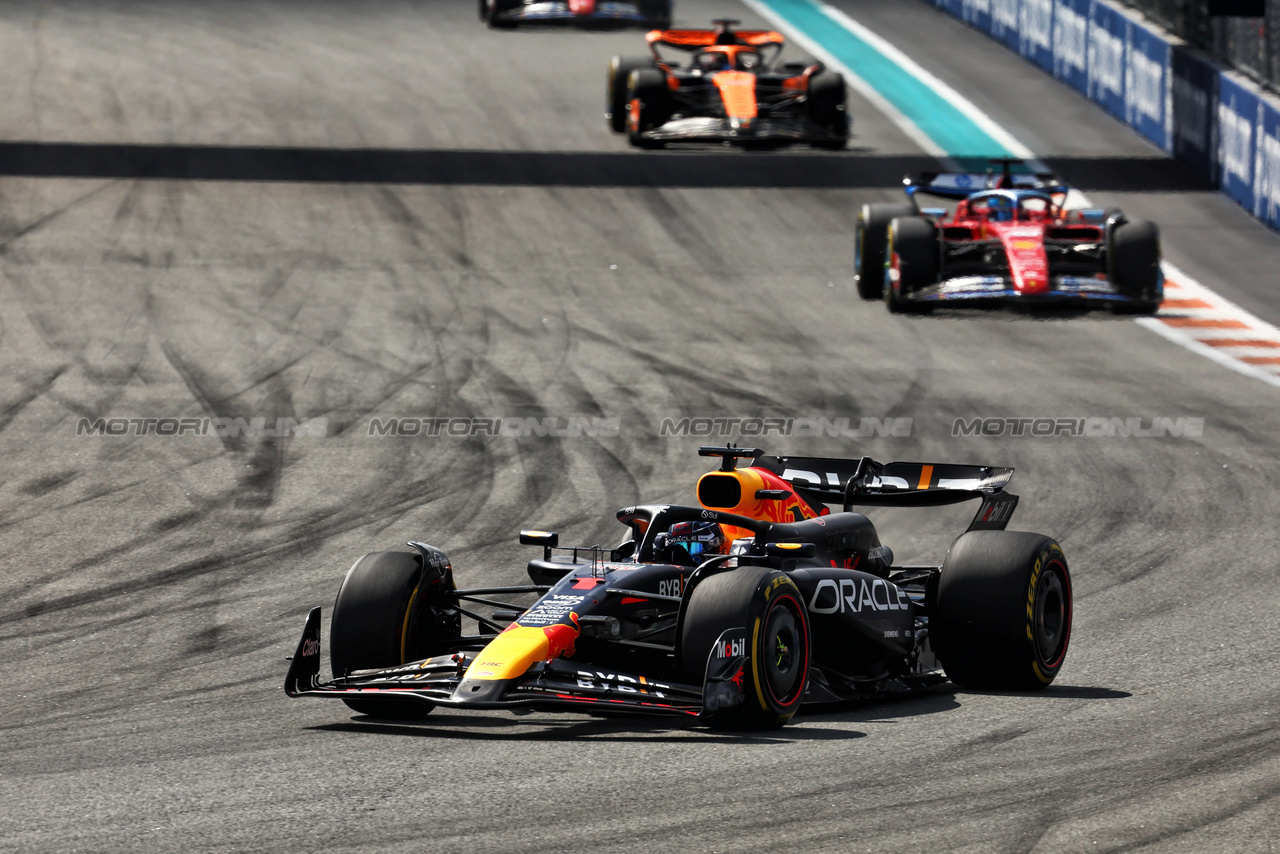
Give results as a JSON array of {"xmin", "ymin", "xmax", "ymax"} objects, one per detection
[
  {"xmin": 739, "ymin": 0, "xmax": 953, "ymax": 162},
  {"xmin": 1135, "ymin": 316, "xmax": 1280, "ymax": 387},
  {"xmin": 1161, "ymin": 261, "xmax": 1280, "ymax": 340},
  {"xmin": 815, "ymin": 3, "xmax": 1037, "ymax": 162}
]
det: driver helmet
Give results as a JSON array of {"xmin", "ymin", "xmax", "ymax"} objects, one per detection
[
  {"xmin": 666, "ymin": 520, "xmax": 727, "ymax": 561},
  {"xmin": 986, "ymin": 194, "xmax": 1014, "ymax": 222},
  {"xmin": 701, "ymin": 51, "xmax": 730, "ymax": 71}
]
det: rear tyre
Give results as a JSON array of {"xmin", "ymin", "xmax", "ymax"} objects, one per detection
[
  {"xmin": 855, "ymin": 203, "xmax": 915, "ymax": 300},
  {"xmin": 807, "ymin": 70, "xmax": 848, "ymax": 150},
  {"xmin": 1109, "ymin": 219, "xmax": 1161, "ymax": 315},
  {"xmin": 625, "ymin": 68, "xmax": 672, "ymax": 149},
  {"xmin": 607, "ymin": 56, "xmax": 655, "ymax": 134},
  {"xmin": 931, "ymin": 531, "xmax": 1072, "ymax": 690},
  {"xmin": 330, "ymin": 550, "xmax": 460, "ymax": 718},
  {"xmin": 884, "ymin": 216, "xmax": 938, "ymax": 314},
  {"xmin": 681, "ymin": 568, "xmax": 811, "ymax": 730}
]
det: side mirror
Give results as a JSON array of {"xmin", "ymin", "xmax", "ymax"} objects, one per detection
[{"xmin": 520, "ymin": 530, "xmax": 559, "ymax": 560}]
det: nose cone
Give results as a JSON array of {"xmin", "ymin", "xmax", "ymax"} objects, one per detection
[
  {"xmin": 460, "ymin": 621, "xmax": 580, "ymax": 683},
  {"xmin": 713, "ymin": 71, "xmax": 759, "ymax": 125},
  {"xmin": 993, "ymin": 225, "xmax": 1050, "ymax": 294}
]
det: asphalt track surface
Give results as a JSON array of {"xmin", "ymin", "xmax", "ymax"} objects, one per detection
[{"xmin": 1, "ymin": 1, "xmax": 1278, "ymax": 852}]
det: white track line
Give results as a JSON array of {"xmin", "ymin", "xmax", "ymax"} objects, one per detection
[
  {"xmin": 1140, "ymin": 263, "xmax": 1280, "ymax": 388},
  {"xmin": 740, "ymin": 0, "xmax": 951, "ymax": 161}
]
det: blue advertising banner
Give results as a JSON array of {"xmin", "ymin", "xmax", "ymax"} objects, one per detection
[
  {"xmin": 1052, "ymin": 0, "xmax": 1090, "ymax": 94},
  {"xmin": 1217, "ymin": 75, "xmax": 1259, "ymax": 211},
  {"xmin": 1018, "ymin": 0, "xmax": 1056, "ymax": 73},
  {"xmin": 1255, "ymin": 100, "xmax": 1280, "ymax": 229},
  {"xmin": 1170, "ymin": 46, "xmax": 1219, "ymax": 180},
  {"xmin": 959, "ymin": 0, "xmax": 994, "ymax": 35},
  {"xmin": 990, "ymin": 0, "xmax": 1021, "ymax": 50},
  {"xmin": 1124, "ymin": 18, "xmax": 1171, "ymax": 151},
  {"xmin": 1087, "ymin": 2, "xmax": 1127, "ymax": 120}
]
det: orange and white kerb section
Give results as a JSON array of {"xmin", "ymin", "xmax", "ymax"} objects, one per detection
[{"xmin": 1139, "ymin": 262, "xmax": 1280, "ymax": 389}]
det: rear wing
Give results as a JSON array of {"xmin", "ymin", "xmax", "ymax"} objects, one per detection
[
  {"xmin": 754, "ymin": 454, "xmax": 1019, "ymax": 531},
  {"xmin": 905, "ymin": 158, "xmax": 1068, "ymax": 202},
  {"xmin": 646, "ymin": 24, "xmax": 785, "ymax": 50},
  {"xmin": 905, "ymin": 172, "xmax": 1069, "ymax": 202}
]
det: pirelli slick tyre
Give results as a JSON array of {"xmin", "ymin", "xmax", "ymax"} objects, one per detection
[
  {"xmin": 482, "ymin": 0, "xmax": 520, "ymax": 28},
  {"xmin": 607, "ymin": 56, "xmax": 655, "ymax": 134},
  {"xmin": 806, "ymin": 70, "xmax": 848, "ymax": 149},
  {"xmin": 681, "ymin": 567, "xmax": 811, "ymax": 730},
  {"xmin": 855, "ymin": 203, "xmax": 915, "ymax": 300},
  {"xmin": 625, "ymin": 68, "xmax": 672, "ymax": 149},
  {"xmin": 931, "ymin": 531, "xmax": 1072, "ymax": 691},
  {"xmin": 636, "ymin": 0, "xmax": 672, "ymax": 29},
  {"xmin": 884, "ymin": 216, "xmax": 938, "ymax": 314},
  {"xmin": 330, "ymin": 549, "xmax": 460, "ymax": 718},
  {"xmin": 1109, "ymin": 219, "xmax": 1162, "ymax": 315}
]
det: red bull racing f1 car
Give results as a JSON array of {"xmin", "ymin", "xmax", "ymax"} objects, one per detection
[
  {"xmin": 605, "ymin": 20, "xmax": 849, "ymax": 149},
  {"xmin": 284, "ymin": 446, "xmax": 1073, "ymax": 730},
  {"xmin": 480, "ymin": 0, "xmax": 671, "ymax": 29},
  {"xmin": 855, "ymin": 160, "xmax": 1163, "ymax": 314}
]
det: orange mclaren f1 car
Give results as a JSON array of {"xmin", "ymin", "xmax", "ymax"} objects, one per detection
[
  {"xmin": 284, "ymin": 446, "xmax": 1072, "ymax": 730},
  {"xmin": 606, "ymin": 19, "xmax": 849, "ymax": 149}
]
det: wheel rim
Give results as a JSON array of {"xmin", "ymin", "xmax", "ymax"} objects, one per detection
[
  {"xmin": 761, "ymin": 596, "xmax": 805, "ymax": 705},
  {"xmin": 1033, "ymin": 565, "xmax": 1068, "ymax": 665}
]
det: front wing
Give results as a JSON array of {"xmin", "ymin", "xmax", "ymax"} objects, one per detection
[
  {"xmin": 901, "ymin": 274, "xmax": 1158, "ymax": 307},
  {"xmin": 284, "ymin": 607, "xmax": 746, "ymax": 719},
  {"xmin": 637, "ymin": 116, "xmax": 846, "ymax": 146}
]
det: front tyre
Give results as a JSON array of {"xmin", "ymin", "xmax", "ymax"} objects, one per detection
[
  {"xmin": 483, "ymin": 0, "xmax": 520, "ymax": 28},
  {"xmin": 855, "ymin": 203, "xmax": 915, "ymax": 300},
  {"xmin": 636, "ymin": 0, "xmax": 672, "ymax": 28},
  {"xmin": 931, "ymin": 531, "xmax": 1072, "ymax": 690},
  {"xmin": 625, "ymin": 68, "xmax": 672, "ymax": 149},
  {"xmin": 806, "ymin": 70, "xmax": 849, "ymax": 150},
  {"xmin": 1109, "ymin": 219, "xmax": 1162, "ymax": 315},
  {"xmin": 330, "ymin": 550, "xmax": 459, "ymax": 718},
  {"xmin": 884, "ymin": 216, "xmax": 938, "ymax": 314},
  {"xmin": 607, "ymin": 56, "xmax": 655, "ymax": 134},
  {"xmin": 681, "ymin": 568, "xmax": 811, "ymax": 730}
]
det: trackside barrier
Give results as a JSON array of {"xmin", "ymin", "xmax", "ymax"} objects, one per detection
[{"xmin": 925, "ymin": 0, "xmax": 1280, "ymax": 233}]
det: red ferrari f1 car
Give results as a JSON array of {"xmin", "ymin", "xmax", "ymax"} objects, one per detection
[
  {"xmin": 856, "ymin": 160, "xmax": 1163, "ymax": 314},
  {"xmin": 606, "ymin": 19, "xmax": 849, "ymax": 149},
  {"xmin": 480, "ymin": 0, "xmax": 671, "ymax": 29},
  {"xmin": 285, "ymin": 445, "xmax": 1073, "ymax": 730}
]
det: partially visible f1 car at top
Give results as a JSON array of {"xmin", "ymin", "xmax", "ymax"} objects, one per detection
[
  {"xmin": 855, "ymin": 159, "xmax": 1163, "ymax": 314},
  {"xmin": 605, "ymin": 19, "xmax": 849, "ymax": 149},
  {"xmin": 285, "ymin": 445, "xmax": 1073, "ymax": 730},
  {"xmin": 480, "ymin": 0, "xmax": 671, "ymax": 29}
]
